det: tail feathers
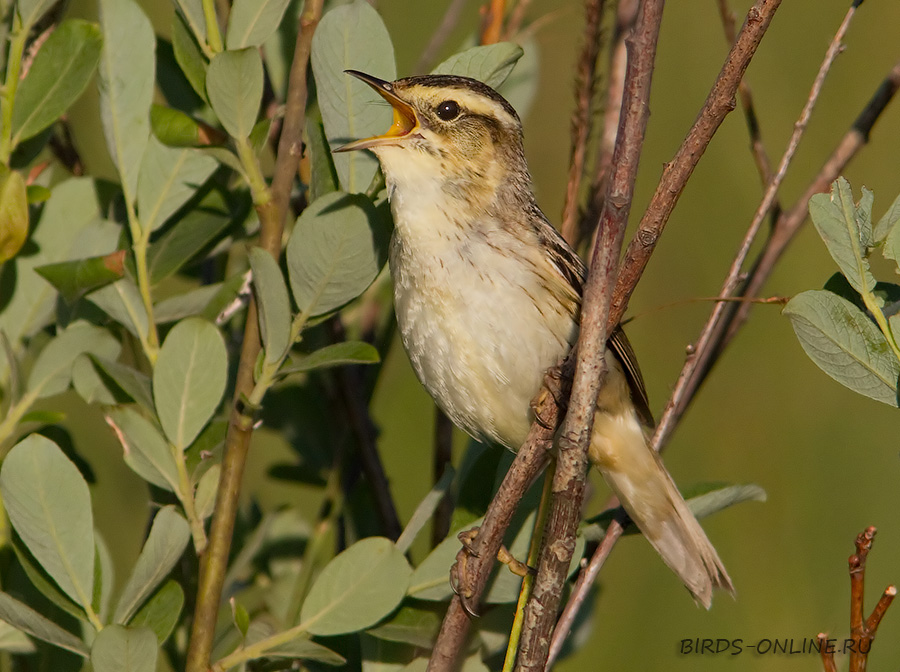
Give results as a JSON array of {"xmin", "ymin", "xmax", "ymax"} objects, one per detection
[{"xmin": 589, "ymin": 412, "xmax": 733, "ymax": 608}]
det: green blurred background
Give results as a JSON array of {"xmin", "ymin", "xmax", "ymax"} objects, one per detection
[{"xmin": 54, "ymin": 0, "xmax": 900, "ymax": 670}]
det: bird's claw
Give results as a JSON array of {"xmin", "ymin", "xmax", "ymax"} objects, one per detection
[{"xmin": 450, "ymin": 528, "xmax": 482, "ymax": 617}]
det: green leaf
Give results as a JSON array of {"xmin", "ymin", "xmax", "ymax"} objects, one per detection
[
  {"xmin": 249, "ymin": 247, "xmax": 292, "ymax": 364},
  {"xmin": 105, "ymin": 406, "xmax": 180, "ymax": 491},
  {"xmin": 26, "ymin": 184, "xmax": 51, "ymax": 204},
  {"xmin": 91, "ymin": 624, "xmax": 157, "ymax": 672},
  {"xmin": 72, "ymin": 354, "xmax": 119, "ymax": 405},
  {"xmin": 265, "ymin": 637, "xmax": 346, "ymax": 665},
  {"xmin": 174, "ymin": 0, "xmax": 207, "ymax": 44},
  {"xmin": 27, "ymin": 322, "xmax": 120, "ymax": 398},
  {"xmin": 0, "ymin": 592, "xmax": 88, "ymax": 657},
  {"xmin": 367, "ymin": 603, "xmax": 443, "ymax": 648},
  {"xmin": 0, "ymin": 168, "xmax": 28, "ymax": 264},
  {"xmin": 396, "ymin": 467, "xmax": 454, "ymax": 554},
  {"xmin": 11, "ymin": 20, "xmax": 103, "ymax": 145},
  {"xmin": 226, "ymin": 0, "xmax": 292, "ymax": 49},
  {"xmin": 90, "ymin": 356, "xmax": 155, "ymax": 411},
  {"xmin": 310, "ymin": 0, "xmax": 396, "ymax": 192},
  {"xmin": 147, "ymin": 194, "xmax": 233, "ymax": 284},
  {"xmin": 172, "ymin": 12, "xmax": 208, "ymax": 101},
  {"xmin": 231, "ymin": 599, "xmax": 250, "ymax": 638},
  {"xmin": 281, "ymin": 341, "xmax": 379, "ymax": 377},
  {"xmin": 879, "ymin": 191, "xmax": 900, "ymax": 261},
  {"xmin": 114, "ymin": 507, "xmax": 190, "ymax": 625},
  {"xmin": 94, "ymin": 534, "xmax": 115, "ymax": 621},
  {"xmin": 153, "ymin": 317, "xmax": 228, "ymax": 449},
  {"xmin": 784, "ymin": 290, "xmax": 900, "ymax": 405},
  {"xmin": 306, "ymin": 117, "xmax": 339, "ymax": 202},
  {"xmin": 808, "ymin": 178, "xmax": 876, "ymax": 298},
  {"xmin": 207, "ymin": 48, "xmax": 263, "ymax": 140},
  {"xmin": 154, "ymin": 284, "xmax": 226, "ymax": 323},
  {"xmin": 286, "ymin": 191, "xmax": 389, "ymax": 317},
  {"xmin": 432, "ymin": 43, "xmax": 524, "ymax": 89},
  {"xmin": 300, "ymin": 537, "xmax": 411, "ymax": 636},
  {"xmin": 0, "ymin": 435, "xmax": 95, "ymax": 610},
  {"xmin": 684, "ymin": 483, "xmax": 767, "ymax": 519},
  {"xmin": 137, "ymin": 136, "xmax": 219, "ymax": 232},
  {"xmin": 129, "ymin": 580, "xmax": 184, "ymax": 644},
  {"xmin": 35, "ymin": 250, "xmax": 126, "ymax": 302},
  {"xmin": 0, "ymin": 621, "xmax": 35, "ymax": 654},
  {"xmin": 194, "ymin": 463, "xmax": 220, "ymax": 519},
  {"xmin": 16, "ymin": 0, "xmax": 58, "ymax": 29},
  {"xmin": 98, "ymin": 0, "xmax": 155, "ymax": 203},
  {"xmin": 497, "ymin": 37, "xmax": 539, "ymax": 117},
  {"xmin": 151, "ymin": 104, "xmax": 201, "ymax": 146},
  {"xmin": 10, "ymin": 534, "xmax": 87, "ymax": 622},
  {"xmin": 88, "ymin": 279, "xmax": 150, "ymax": 341}
]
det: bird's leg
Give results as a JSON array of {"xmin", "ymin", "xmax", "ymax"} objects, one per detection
[
  {"xmin": 532, "ymin": 363, "xmax": 569, "ymax": 429},
  {"xmin": 451, "ymin": 529, "xmax": 535, "ymax": 617}
]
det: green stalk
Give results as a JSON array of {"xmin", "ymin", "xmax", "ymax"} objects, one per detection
[
  {"xmin": 201, "ymin": 0, "xmax": 224, "ymax": 53},
  {"xmin": 173, "ymin": 445, "xmax": 208, "ymax": 553},
  {"xmin": 128, "ymin": 216, "xmax": 160, "ymax": 364},
  {"xmin": 0, "ymin": 17, "xmax": 27, "ymax": 165},
  {"xmin": 863, "ymin": 292, "xmax": 900, "ymax": 363},
  {"xmin": 503, "ymin": 460, "xmax": 557, "ymax": 672}
]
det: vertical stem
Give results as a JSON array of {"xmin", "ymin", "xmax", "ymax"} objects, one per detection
[
  {"xmin": 202, "ymin": 0, "xmax": 224, "ymax": 53},
  {"xmin": 0, "ymin": 17, "xmax": 26, "ymax": 165}
]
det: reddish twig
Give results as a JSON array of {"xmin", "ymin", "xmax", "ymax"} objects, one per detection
[
  {"xmin": 480, "ymin": 0, "xmax": 506, "ymax": 45},
  {"xmin": 818, "ymin": 633, "xmax": 838, "ymax": 672},
  {"xmin": 651, "ymin": 0, "xmax": 859, "ymax": 451},
  {"xmin": 560, "ymin": 0, "xmax": 607, "ymax": 246},
  {"xmin": 516, "ymin": 2, "xmax": 664, "ymax": 670}
]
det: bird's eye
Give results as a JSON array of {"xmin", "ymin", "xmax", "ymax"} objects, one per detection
[{"xmin": 435, "ymin": 100, "xmax": 461, "ymax": 121}]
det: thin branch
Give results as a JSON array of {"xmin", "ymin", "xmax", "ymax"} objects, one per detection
[
  {"xmin": 726, "ymin": 58, "xmax": 900, "ymax": 343},
  {"xmin": 426, "ymin": 368, "xmax": 565, "ymax": 672},
  {"xmin": 818, "ymin": 633, "xmax": 838, "ymax": 672},
  {"xmin": 717, "ymin": 0, "xmax": 777, "ymax": 193},
  {"xmin": 504, "ymin": 0, "xmax": 533, "ymax": 39},
  {"xmin": 480, "ymin": 0, "xmax": 506, "ymax": 45},
  {"xmin": 432, "ymin": 409, "xmax": 455, "ymax": 547},
  {"xmin": 516, "ymin": 2, "xmax": 663, "ymax": 670},
  {"xmin": 415, "ymin": 0, "xmax": 469, "ymax": 73},
  {"xmin": 651, "ymin": 0, "xmax": 859, "ymax": 451},
  {"xmin": 560, "ymin": 0, "xmax": 607, "ymax": 246},
  {"xmin": 610, "ymin": 0, "xmax": 782, "ymax": 327},
  {"xmin": 546, "ymin": 513, "xmax": 626, "ymax": 668},
  {"xmin": 184, "ymin": 2, "xmax": 324, "ymax": 670},
  {"xmin": 578, "ymin": 0, "xmax": 638, "ymax": 250}
]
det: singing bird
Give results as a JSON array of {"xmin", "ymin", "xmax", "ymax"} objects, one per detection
[{"xmin": 336, "ymin": 71, "xmax": 732, "ymax": 607}]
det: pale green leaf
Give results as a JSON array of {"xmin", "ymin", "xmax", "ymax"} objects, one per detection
[
  {"xmin": 137, "ymin": 136, "xmax": 218, "ymax": 232},
  {"xmin": 94, "ymin": 534, "xmax": 115, "ymax": 621},
  {"xmin": 90, "ymin": 624, "xmax": 157, "ymax": 672},
  {"xmin": 207, "ymin": 48, "xmax": 263, "ymax": 140},
  {"xmin": 685, "ymin": 483, "xmax": 768, "ymax": 519},
  {"xmin": 172, "ymin": 12, "xmax": 208, "ymax": 100},
  {"xmin": 879, "ymin": 191, "xmax": 900, "ymax": 260},
  {"xmin": 301, "ymin": 537, "xmax": 411, "ymax": 635},
  {"xmin": 784, "ymin": 290, "xmax": 899, "ymax": 405},
  {"xmin": 395, "ymin": 467, "xmax": 454, "ymax": 554},
  {"xmin": 154, "ymin": 284, "xmax": 226, "ymax": 323},
  {"xmin": 808, "ymin": 178, "xmax": 876, "ymax": 297},
  {"xmin": 310, "ymin": 0, "xmax": 396, "ymax": 192},
  {"xmin": 105, "ymin": 406, "xmax": 180, "ymax": 491},
  {"xmin": 194, "ymin": 463, "xmax": 220, "ymax": 519},
  {"xmin": 226, "ymin": 0, "xmax": 292, "ymax": 48},
  {"xmin": 35, "ymin": 250, "xmax": 126, "ymax": 302},
  {"xmin": 367, "ymin": 603, "xmax": 443, "ymax": 648},
  {"xmin": 432, "ymin": 43, "xmax": 524, "ymax": 89},
  {"xmin": 282, "ymin": 341, "xmax": 379, "ymax": 377},
  {"xmin": 11, "ymin": 20, "xmax": 103, "ymax": 145},
  {"xmin": 174, "ymin": 0, "xmax": 207, "ymax": 44},
  {"xmin": 249, "ymin": 247, "xmax": 292, "ymax": 363},
  {"xmin": 114, "ymin": 507, "xmax": 190, "ymax": 624},
  {"xmin": 72, "ymin": 354, "xmax": 118, "ymax": 405},
  {"xmin": 0, "ymin": 592, "xmax": 88, "ymax": 657},
  {"xmin": 0, "ymin": 435, "xmax": 95, "ymax": 610},
  {"xmin": 0, "ymin": 620, "xmax": 35, "ymax": 654},
  {"xmin": 90, "ymin": 356, "xmax": 155, "ymax": 411},
  {"xmin": 0, "ymin": 168, "xmax": 28, "ymax": 264},
  {"xmin": 129, "ymin": 580, "xmax": 184, "ymax": 644},
  {"xmin": 153, "ymin": 317, "xmax": 228, "ymax": 449},
  {"xmin": 16, "ymin": 0, "xmax": 57, "ymax": 29},
  {"xmin": 88, "ymin": 279, "xmax": 150, "ymax": 342},
  {"xmin": 98, "ymin": 0, "xmax": 155, "ymax": 203},
  {"xmin": 27, "ymin": 322, "xmax": 120, "ymax": 398},
  {"xmin": 286, "ymin": 191, "xmax": 389, "ymax": 317},
  {"xmin": 497, "ymin": 37, "xmax": 539, "ymax": 117},
  {"xmin": 265, "ymin": 637, "xmax": 346, "ymax": 665},
  {"xmin": 306, "ymin": 117, "xmax": 339, "ymax": 202}
]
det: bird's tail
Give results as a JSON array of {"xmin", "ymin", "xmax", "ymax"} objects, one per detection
[{"xmin": 588, "ymin": 408, "xmax": 733, "ymax": 609}]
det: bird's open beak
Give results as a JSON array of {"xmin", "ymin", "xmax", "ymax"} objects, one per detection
[{"xmin": 333, "ymin": 71, "xmax": 419, "ymax": 153}]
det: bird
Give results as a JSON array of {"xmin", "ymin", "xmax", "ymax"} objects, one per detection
[{"xmin": 336, "ymin": 70, "xmax": 733, "ymax": 608}]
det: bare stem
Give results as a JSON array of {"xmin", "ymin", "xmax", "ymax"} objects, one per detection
[
  {"xmin": 516, "ymin": 2, "xmax": 663, "ymax": 669},
  {"xmin": 415, "ymin": 0, "xmax": 469, "ymax": 72},
  {"xmin": 184, "ymin": 2, "xmax": 323, "ymax": 670}
]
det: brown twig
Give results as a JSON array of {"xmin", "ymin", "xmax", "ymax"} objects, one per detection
[
  {"xmin": 515, "ymin": 3, "xmax": 663, "ymax": 671},
  {"xmin": 578, "ymin": 0, "xmax": 638, "ymax": 251},
  {"xmin": 560, "ymin": 0, "xmax": 606, "ymax": 246},
  {"xmin": 651, "ymin": 0, "xmax": 859, "ymax": 452},
  {"xmin": 184, "ymin": 2, "xmax": 324, "ymax": 671},
  {"xmin": 480, "ymin": 0, "xmax": 506, "ymax": 45},
  {"xmin": 426, "ymin": 369, "xmax": 563, "ymax": 672},
  {"xmin": 717, "ymin": 0, "xmax": 777, "ymax": 195},
  {"xmin": 822, "ymin": 527, "xmax": 897, "ymax": 672},
  {"xmin": 432, "ymin": 409, "xmax": 455, "ymax": 548},
  {"xmin": 415, "ymin": 0, "xmax": 469, "ymax": 73},
  {"xmin": 726, "ymin": 58, "xmax": 900, "ymax": 344},
  {"xmin": 610, "ymin": 0, "xmax": 782, "ymax": 327},
  {"xmin": 504, "ymin": 0, "xmax": 533, "ymax": 39},
  {"xmin": 818, "ymin": 633, "xmax": 838, "ymax": 672}
]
